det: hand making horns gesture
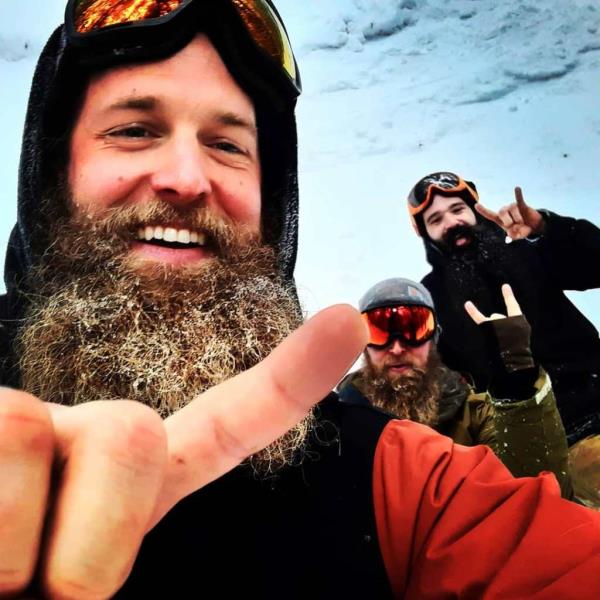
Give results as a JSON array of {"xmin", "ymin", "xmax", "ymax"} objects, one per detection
[
  {"xmin": 464, "ymin": 283, "xmax": 521, "ymax": 324},
  {"xmin": 0, "ymin": 305, "xmax": 367, "ymax": 599},
  {"xmin": 474, "ymin": 186, "xmax": 545, "ymax": 241}
]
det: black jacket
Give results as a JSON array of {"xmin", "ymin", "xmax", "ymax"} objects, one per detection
[
  {"xmin": 422, "ymin": 211, "xmax": 600, "ymax": 442},
  {"xmin": 116, "ymin": 395, "xmax": 394, "ymax": 598}
]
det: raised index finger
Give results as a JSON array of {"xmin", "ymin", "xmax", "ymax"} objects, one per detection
[
  {"xmin": 465, "ymin": 300, "xmax": 489, "ymax": 325},
  {"xmin": 501, "ymin": 283, "xmax": 522, "ymax": 316},
  {"xmin": 464, "ymin": 300, "xmax": 488, "ymax": 325},
  {"xmin": 153, "ymin": 304, "xmax": 368, "ymax": 525},
  {"xmin": 474, "ymin": 202, "xmax": 503, "ymax": 227}
]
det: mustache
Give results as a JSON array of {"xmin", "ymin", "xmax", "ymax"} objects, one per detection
[
  {"xmin": 384, "ymin": 363, "xmax": 426, "ymax": 377},
  {"xmin": 442, "ymin": 223, "xmax": 475, "ymax": 247},
  {"xmin": 74, "ymin": 200, "xmax": 259, "ymax": 255}
]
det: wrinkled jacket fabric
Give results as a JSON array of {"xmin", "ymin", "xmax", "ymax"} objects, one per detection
[{"xmin": 421, "ymin": 211, "xmax": 600, "ymax": 443}]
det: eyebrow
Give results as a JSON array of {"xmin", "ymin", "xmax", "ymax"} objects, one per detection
[
  {"xmin": 449, "ymin": 200, "xmax": 465, "ymax": 208},
  {"xmin": 217, "ymin": 112, "xmax": 258, "ymax": 138},
  {"xmin": 425, "ymin": 211, "xmax": 441, "ymax": 224},
  {"xmin": 103, "ymin": 97, "xmax": 257, "ymax": 137},
  {"xmin": 106, "ymin": 96, "xmax": 158, "ymax": 112}
]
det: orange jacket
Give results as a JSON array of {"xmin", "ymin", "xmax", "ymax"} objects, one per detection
[{"xmin": 374, "ymin": 420, "xmax": 600, "ymax": 599}]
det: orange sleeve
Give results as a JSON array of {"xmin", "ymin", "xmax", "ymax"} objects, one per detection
[{"xmin": 373, "ymin": 420, "xmax": 600, "ymax": 599}]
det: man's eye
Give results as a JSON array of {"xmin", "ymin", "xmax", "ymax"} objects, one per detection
[
  {"xmin": 108, "ymin": 126, "xmax": 154, "ymax": 138},
  {"xmin": 212, "ymin": 141, "xmax": 244, "ymax": 154}
]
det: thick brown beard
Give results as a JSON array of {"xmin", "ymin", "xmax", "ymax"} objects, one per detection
[
  {"xmin": 357, "ymin": 349, "xmax": 442, "ymax": 427},
  {"xmin": 16, "ymin": 194, "xmax": 314, "ymax": 476}
]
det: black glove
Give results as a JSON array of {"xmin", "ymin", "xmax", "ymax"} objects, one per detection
[{"xmin": 481, "ymin": 315, "xmax": 539, "ymax": 402}]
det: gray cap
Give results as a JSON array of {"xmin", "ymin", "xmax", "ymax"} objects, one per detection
[{"xmin": 358, "ymin": 277, "xmax": 436, "ymax": 313}]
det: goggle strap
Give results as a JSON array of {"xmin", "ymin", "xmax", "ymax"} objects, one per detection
[{"xmin": 408, "ymin": 177, "xmax": 479, "ymax": 216}]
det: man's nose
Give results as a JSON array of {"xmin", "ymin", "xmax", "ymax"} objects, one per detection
[
  {"xmin": 150, "ymin": 137, "xmax": 212, "ymax": 206},
  {"xmin": 387, "ymin": 339, "xmax": 406, "ymax": 355},
  {"xmin": 442, "ymin": 212, "xmax": 462, "ymax": 234}
]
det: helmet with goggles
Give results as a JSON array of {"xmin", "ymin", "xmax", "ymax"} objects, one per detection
[{"xmin": 359, "ymin": 278, "xmax": 440, "ymax": 349}]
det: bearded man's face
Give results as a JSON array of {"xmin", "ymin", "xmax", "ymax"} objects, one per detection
[
  {"xmin": 422, "ymin": 195, "xmax": 477, "ymax": 252},
  {"xmin": 15, "ymin": 36, "xmax": 312, "ymax": 476},
  {"xmin": 68, "ymin": 34, "xmax": 262, "ymax": 261},
  {"xmin": 360, "ymin": 340, "xmax": 441, "ymax": 426}
]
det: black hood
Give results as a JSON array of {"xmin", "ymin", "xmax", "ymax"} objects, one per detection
[{"xmin": 4, "ymin": 6, "xmax": 301, "ymax": 314}]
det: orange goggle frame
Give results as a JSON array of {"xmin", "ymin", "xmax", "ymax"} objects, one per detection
[
  {"xmin": 407, "ymin": 175, "xmax": 479, "ymax": 217},
  {"xmin": 66, "ymin": 0, "xmax": 300, "ymax": 96},
  {"xmin": 362, "ymin": 305, "xmax": 437, "ymax": 349}
]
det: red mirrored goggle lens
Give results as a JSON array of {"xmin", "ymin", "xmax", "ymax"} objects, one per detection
[
  {"xmin": 231, "ymin": 0, "xmax": 298, "ymax": 85},
  {"xmin": 362, "ymin": 305, "xmax": 436, "ymax": 348},
  {"xmin": 72, "ymin": 0, "xmax": 298, "ymax": 89},
  {"xmin": 74, "ymin": 0, "xmax": 191, "ymax": 32}
]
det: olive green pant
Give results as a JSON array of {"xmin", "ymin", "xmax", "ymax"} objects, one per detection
[{"xmin": 569, "ymin": 434, "xmax": 600, "ymax": 510}]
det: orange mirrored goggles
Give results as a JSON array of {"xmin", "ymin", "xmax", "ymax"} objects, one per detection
[
  {"xmin": 66, "ymin": 0, "xmax": 300, "ymax": 96},
  {"xmin": 407, "ymin": 172, "xmax": 479, "ymax": 217},
  {"xmin": 362, "ymin": 305, "xmax": 437, "ymax": 349}
]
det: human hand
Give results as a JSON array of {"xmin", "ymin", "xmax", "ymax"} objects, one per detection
[
  {"xmin": 0, "ymin": 304, "xmax": 367, "ymax": 599},
  {"xmin": 474, "ymin": 187, "xmax": 545, "ymax": 240},
  {"xmin": 464, "ymin": 285, "xmax": 535, "ymax": 377},
  {"xmin": 464, "ymin": 283, "xmax": 521, "ymax": 324}
]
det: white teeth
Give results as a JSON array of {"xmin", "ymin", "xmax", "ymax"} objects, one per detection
[
  {"xmin": 137, "ymin": 225, "xmax": 205, "ymax": 246},
  {"xmin": 163, "ymin": 227, "xmax": 177, "ymax": 242}
]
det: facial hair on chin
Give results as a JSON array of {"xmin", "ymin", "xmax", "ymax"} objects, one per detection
[
  {"xmin": 360, "ymin": 351, "xmax": 441, "ymax": 427},
  {"xmin": 16, "ymin": 192, "xmax": 315, "ymax": 477},
  {"xmin": 440, "ymin": 224, "xmax": 477, "ymax": 255}
]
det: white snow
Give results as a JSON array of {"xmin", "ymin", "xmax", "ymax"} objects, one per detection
[{"xmin": 0, "ymin": 0, "xmax": 599, "ymax": 327}]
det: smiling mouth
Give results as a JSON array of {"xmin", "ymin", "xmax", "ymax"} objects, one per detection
[
  {"xmin": 135, "ymin": 225, "xmax": 209, "ymax": 249},
  {"xmin": 129, "ymin": 224, "xmax": 217, "ymax": 265},
  {"xmin": 454, "ymin": 236, "xmax": 470, "ymax": 247}
]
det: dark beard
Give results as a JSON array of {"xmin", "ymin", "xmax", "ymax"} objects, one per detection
[
  {"xmin": 440, "ymin": 223, "xmax": 478, "ymax": 254},
  {"xmin": 16, "ymin": 189, "xmax": 314, "ymax": 476},
  {"xmin": 432, "ymin": 220, "xmax": 517, "ymax": 316},
  {"xmin": 357, "ymin": 349, "xmax": 443, "ymax": 427}
]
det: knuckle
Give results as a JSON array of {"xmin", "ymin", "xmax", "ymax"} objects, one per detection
[
  {"xmin": 0, "ymin": 568, "xmax": 31, "ymax": 596},
  {"xmin": 45, "ymin": 572, "xmax": 121, "ymax": 600},
  {"xmin": 92, "ymin": 402, "xmax": 167, "ymax": 470},
  {"xmin": 210, "ymin": 413, "xmax": 253, "ymax": 460},
  {"xmin": 0, "ymin": 389, "xmax": 54, "ymax": 454}
]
